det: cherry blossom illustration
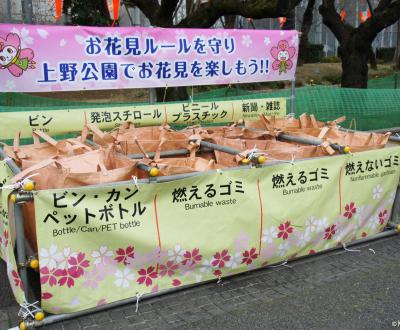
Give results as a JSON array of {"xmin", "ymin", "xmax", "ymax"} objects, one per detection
[
  {"xmin": 323, "ymin": 225, "xmax": 337, "ymax": 240},
  {"xmin": 211, "ymin": 249, "xmax": 231, "ymax": 268},
  {"xmin": 114, "ymin": 245, "xmax": 134, "ymax": 265},
  {"xmin": 242, "ymin": 34, "xmax": 252, "ymax": 47},
  {"xmin": 83, "ymin": 266, "xmax": 107, "ymax": 289},
  {"xmin": 180, "ymin": 261, "xmax": 197, "ymax": 277},
  {"xmin": 114, "ymin": 268, "xmax": 135, "ymax": 288},
  {"xmin": 172, "ymin": 279, "xmax": 181, "ymax": 287},
  {"xmin": 234, "ymin": 232, "xmax": 251, "ymax": 251},
  {"xmin": 277, "ymin": 221, "xmax": 294, "ymax": 240},
  {"xmin": 315, "ymin": 217, "xmax": 329, "ymax": 233},
  {"xmin": 101, "ymin": 260, "xmax": 120, "ymax": 279},
  {"xmin": 42, "ymin": 292, "xmax": 53, "ymax": 300},
  {"xmin": 262, "ymin": 226, "xmax": 278, "ymax": 244},
  {"xmin": 92, "ymin": 246, "xmax": 114, "ymax": 265},
  {"xmin": 36, "ymin": 28, "xmax": 49, "ymax": 39},
  {"xmin": 378, "ymin": 209, "xmax": 388, "ymax": 225},
  {"xmin": 39, "ymin": 245, "xmax": 62, "ymax": 270},
  {"xmin": 241, "ymin": 248, "xmax": 258, "ymax": 265},
  {"xmin": 200, "ymin": 259, "xmax": 213, "ymax": 273},
  {"xmin": 270, "ymin": 40, "xmax": 296, "ymax": 74},
  {"xmin": 296, "ymin": 230, "xmax": 311, "ymax": 248},
  {"xmin": 1, "ymin": 230, "xmax": 8, "ymax": 248},
  {"xmin": 334, "ymin": 220, "xmax": 356, "ymax": 243},
  {"xmin": 277, "ymin": 241, "xmax": 290, "ymax": 257},
  {"xmin": 137, "ymin": 266, "xmax": 158, "ymax": 287},
  {"xmin": 4, "ymin": 80, "xmax": 16, "ymax": 91},
  {"xmin": 305, "ymin": 216, "xmax": 318, "ymax": 234},
  {"xmin": 367, "ymin": 213, "xmax": 380, "ymax": 230},
  {"xmin": 343, "ymin": 202, "xmax": 357, "ymax": 220},
  {"xmin": 40, "ymin": 267, "xmax": 58, "ymax": 287},
  {"xmin": 167, "ymin": 245, "xmax": 185, "ymax": 263},
  {"xmin": 57, "ymin": 247, "xmax": 77, "ymax": 269},
  {"xmin": 54, "ymin": 269, "xmax": 75, "ymax": 288},
  {"xmin": 213, "ymin": 269, "xmax": 222, "ymax": 277},
  {"xmin": 12, "ymin": 270, "xmax": 23, "ymax": 290},
  {"xmin": 68, "ymin": 253, "xmax": 90, "ymax": 278},
  {"xmin": 372, "ymin": 184, "xmax": 383, "ymax": 200},
  {"xmin": 127, "ymin": 247, "xmax": 167, "ymax": 270},
  {"xmin": 182, "ymin": 248, "xmax": 202, "ymax": 266},
  {"xmin": 10, "ymin": 27, "xmax": 33, "ymax": 48},
  {"xmin": 158, "ymin": 261, "xmax": 179, "ymax": 277},
  {"xmin": 226, "ymin": 252, "xmax": 242, "ymax": 269}
]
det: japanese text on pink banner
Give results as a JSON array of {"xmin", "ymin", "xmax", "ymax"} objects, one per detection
[{"xmin": 0, "ymin": 24, "xmax": 299, "ymax": 92}]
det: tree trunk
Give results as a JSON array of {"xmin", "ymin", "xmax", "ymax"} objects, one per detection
[
  {"xmin": 393, "ymin": 20, "xmax": 400, "ymax": 70},
  {"xmin": 369, "ymin": 47, "xmax": 377, "ymax": 70},
  {"xmin": 298, "ymin": 0, "xmax": 316, "ymax": 66},
  {"xmin": 339, "ymin": 38, "xmax": 370, "ymax": 88},
  {"xmin": 156, "ymin": 87, "xmax": 189, "ymax": 102},
  {"xmin": 282, "ymin": 8, "xmax": 295, "ymax": 30},
  {"xmin": 186, "ymin": 0, "xmax": 193, "ymax": 16},
  {"xmin": 224, "ymin": 15, "xmax": 236, "ymax": 28}
]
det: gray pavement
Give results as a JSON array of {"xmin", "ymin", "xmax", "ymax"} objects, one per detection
[{"xmin": 1, "ymin": 235, "xmax": 400, "ymax": 330}]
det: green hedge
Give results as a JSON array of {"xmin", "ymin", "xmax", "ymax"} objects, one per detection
[
  {"xmin": 303, "ymin": 44, "xmax": 324, "ymax": 63},
  {"xmin": 376, "ymin": 47, "xmax": 395, "ymax": 62}
]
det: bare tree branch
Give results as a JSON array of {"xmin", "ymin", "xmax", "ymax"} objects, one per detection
[
  {"xmin": 319, "ymin": 0, "xmax": 350, "ymax": 42},
  {"xmin": 361, "ymin": 0, "xmax": 400, "ymax": 42},
  {"xmin": 123, "ymin": 0, "xmax": 161, "ymax": 25},
  {"xmin": 160, "ymin": 0, "xmax": 180, "ymax": 19},
  {"xmin": 126, "ymin": 0, "xmax": 301, "ymax": 28},
  {"xmin": 176, "ymin": 0, "xmax": 302, "ymax": 28},
  {"xmin": 375, "ymin": 0, "xmax": 393, "ymax": 13}
]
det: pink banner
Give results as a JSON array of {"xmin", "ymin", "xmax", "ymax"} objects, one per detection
[{"xmin": 0, "ymin": 24, "xmax": 298, "ymax": 92}]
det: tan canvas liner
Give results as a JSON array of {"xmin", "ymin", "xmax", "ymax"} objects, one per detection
[
  {"xmin": 4, "ymin": 116, "xmax": 392, "ymax": 252},
  {"xmin": 3, "ymin": 130, "xmax": 92, "ymax": 168}
]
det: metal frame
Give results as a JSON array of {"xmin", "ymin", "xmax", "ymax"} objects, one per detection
[
  {"xmin": 2, "ymin": 111, "xmax": 400, "ymax": 329},
  {"xmin": 1, "ymin": 139, "xmax": 400, "ymax": 329}
]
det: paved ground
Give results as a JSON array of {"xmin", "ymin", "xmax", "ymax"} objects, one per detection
[{"xmin": 1, "ymin": 235, "xmax": 400, "ymax": 330}]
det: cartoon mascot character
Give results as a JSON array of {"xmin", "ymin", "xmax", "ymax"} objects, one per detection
[{"xmin": 0, "ymin": 32, "xmax": 35, "ymax": 77}]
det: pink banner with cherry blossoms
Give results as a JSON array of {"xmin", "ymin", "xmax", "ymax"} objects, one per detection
[{"xmin": 0, "ymin": 24, "xmax": 299, "ymax": 92}]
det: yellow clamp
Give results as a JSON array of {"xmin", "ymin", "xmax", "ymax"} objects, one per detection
[
  {"xmin": 149, "ymin": 167, "xmax": 160, "ymax": 177},
  {"xmin": 257, "ymin": 155, "xmax": 267, "ymax": 164},
  {"xmin": 34, "ymin": 311, "xmax": 45, "ymax": 321},
  {"xmin": 10, "ymin": 194, "xmax": 17, "ymax": 203},
  {"xmin": 29, "ymin": 258, "xmax": 39, "ymax": 269},
  {"xmin": 23, "ymin": 180, "xmax": 35, "ymax": 191}
]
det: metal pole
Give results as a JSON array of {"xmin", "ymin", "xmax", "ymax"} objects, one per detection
[
  {"xmin": 366, "ymin": 126, "xmax": 400, "ymax": 134},
  {"xmin": 22, "ymin": 0, "xmax": 33, "ymax": 24},
  {"xmin": 390, "ymin": 135, "xmax": 400, "ymax": 143},
  {"xmin": 290, "ymin": 79, "xmax": 296, "ymax": 115},
  {"xmin": 149, "ymin": 89, "xmax": 157, "ymax": 104},
  {"xmin": 390, "ymin": 183, "xmax": 400, "ymax": 225},
  {"xmin": 14, "ymin": 203, "xmax": 29, "ymax": 301},
  {"xmin": 277, "ymin": 132, "xmax": 345, "ymax": 153},
  {"xmin": 197, "ymin": 140, "xmax": 241, "ymax": 156},
  {"xmin": 128, "ymin": 147, "xmax": 212, "ymax": 159},
  {"xmin": 7, "ymin": 0, "xmax": 12, "ymax": 21},
  {"xmin": 395, "ymin": 72, "xmax": 398, "ymax": 90},
  {"xmin": 22, "ymin": 228, "xmax": 398, "ymax": 329},
  {"xmin": 0, "ymin": 148, "xmax": 21, "ymax": 174}
]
